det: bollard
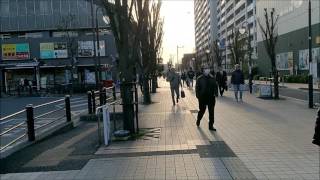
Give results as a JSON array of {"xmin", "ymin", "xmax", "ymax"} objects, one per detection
[
  {"xmin": 26, "ymin": 104, "xmax": 35, "ymax": 141},
  {"xmin": 113, "ymin": 85, "xmax": 116, "ymax": 101},
  {"xmin": 99, "ymin": 89, "xmax": 105, "ymax": 106},
  {"xmin": 87, "ymin": 91, "xmax": 92, "ymax": 114},
  {"xmin": 134, "ymin": 83, "xmax": 139, "ymax": 133},
  {"xmin": 91, "ymin": 90, "xmax": 96, "ymax": 114},
  {"xmin": 65, "ymin": 95, "xmax": 71, "ymax": 122}
]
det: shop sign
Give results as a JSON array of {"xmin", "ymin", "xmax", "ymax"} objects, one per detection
[
  {"xmin": 78, "ymin": 41, "xmax": 105, "ymax": 57},
  {"xmin": 40, "ymin": 42, "xmax": 68, "ymax": 59},
  {"xmin": 2, "ymin": 43, "xmax": 30, "ymax": 60}
]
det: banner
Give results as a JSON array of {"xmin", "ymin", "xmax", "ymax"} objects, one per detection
[
  {"xmin": 276, "ymin": 52, "xmax": 293, "ymax": 70},
  {"xmin": 78, "ymin": 41, "xmax": 105, "ymax": 57},
  {"xmin": 299, "ymin": 48, "xmax": 320, "ymax": 70},
  {"xmin": 40, "ymin": 42, "xmax": 68, "ymax": 59},
  {"xmin": 2, "ymin": 43, "xmax": 30, "ymax": 60}
]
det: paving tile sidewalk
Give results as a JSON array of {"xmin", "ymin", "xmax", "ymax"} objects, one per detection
[{"xmin": 1, "ymin": 78, "xmax": 319, "ymax": 180}]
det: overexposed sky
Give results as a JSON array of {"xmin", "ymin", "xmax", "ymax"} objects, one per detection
[{"xmin": 160, "ymin": 0, "xmax": 195, "ymax": 64}]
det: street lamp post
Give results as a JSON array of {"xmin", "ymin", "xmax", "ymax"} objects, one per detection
[
  {"xmin": 96, "ymin": 7, "xmax": 104, "ymax": 88},
  {"xmin": 177, "ymin": 45, "xmax": 184, "ymax": 71},
  {"xmin": 239, "ymin": 22, "xmax": 253, "ymax": 94},
  {"xmin": 90, "ymin": 0, "xmax": 99, "ymax": 89},
  {"xmin": 205, "ymin": 50, "xmax": 210, "ymax": 66},
  {"xmin": 308, "ymin": 0, "xmax": 314, "ymax": 108}
]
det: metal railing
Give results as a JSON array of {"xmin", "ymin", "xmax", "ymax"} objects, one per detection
[
  {"xmin": 0, "ymin": 96, "xmax": 72, "ymax": 152},
  {"xmin": 91, "ymin": 82, "xmax": 140, "ymax": 145}
]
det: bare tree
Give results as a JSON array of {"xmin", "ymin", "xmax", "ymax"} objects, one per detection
[
  {"xmin": 229, "ymin": 29, "xmax": 246, "ymax": 67},
  {"xmin": 101, "ymin": 0, "xmax": 148, "ymax": 133},
  {"xmin": 258, "ymin": 8, "xmax": 279, "ymax": 99},
  {"xmin": 57, "ymin": 14, "xmax": 79, "ymax": 92},
  {"xmin": 211, "ymin": 39, "xmax": 223, "ymax": 69}
]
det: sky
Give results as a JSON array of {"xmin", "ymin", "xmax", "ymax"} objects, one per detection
[{"xmin": 160, "ymin": 0, "xmax": 195, "ymax": 64}]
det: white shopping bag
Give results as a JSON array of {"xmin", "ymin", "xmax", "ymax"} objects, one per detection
[{"xmin": 102, "ymin": 106, "xmax": 111, "ymax": 145}]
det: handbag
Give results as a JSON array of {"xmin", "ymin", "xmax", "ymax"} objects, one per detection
[{"xmin": 181, "ymin": 89, "xmax": 185, "ymax": 98}]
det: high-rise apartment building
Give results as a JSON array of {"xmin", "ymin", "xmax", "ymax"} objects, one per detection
[
  {"xmin": 217, "ymin": 0, "xmax": 257, "ymax": 71},
  {"xmin": 194, "ymin": 0, "xmax": 218, "ymax": 69}
]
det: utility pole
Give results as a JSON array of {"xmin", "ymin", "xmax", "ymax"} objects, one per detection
[{"xmin": 308, "ymin": 0, "xmax": 314, "ymax": 108}]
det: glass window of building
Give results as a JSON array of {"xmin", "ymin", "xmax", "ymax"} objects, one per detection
[
  {"xmin": 9, "ymin": 0, "xmax": 18, "ymax": 16},
  {"xmin": 1, "ymin": 0, "xmax": 10, "ymax": 17},
  {"xmin": 18, "ymin": 0, "xmax": 27, "ymax": 16},
  {"xmin": 39, "ymin": 0, "xmax": 51, "ymax": 15},
  {"xmin": 61, "ymin": 0, "xmax": 70, "ymax": 15},
  {"xmin": 27, "ymin": 0, "xmax": 35, "ymax": 15}
]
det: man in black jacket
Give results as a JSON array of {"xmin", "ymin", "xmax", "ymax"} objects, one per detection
[{"xmin": 196, "ymin": 65, "xmax": 218, "ymax": 131}]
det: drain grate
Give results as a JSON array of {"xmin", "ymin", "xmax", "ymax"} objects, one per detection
[{"xmin": 196, "ymin": 141, "xmax": 236, "ymax": 158}]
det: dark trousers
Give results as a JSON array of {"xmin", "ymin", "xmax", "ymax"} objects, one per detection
[
  {"xmin": 197, "ymin": 98, "xmax": 216, "ymax": 127},
  {"xmin": 218, "ymin": 84, "xmax": 225, "ymax": 96}
]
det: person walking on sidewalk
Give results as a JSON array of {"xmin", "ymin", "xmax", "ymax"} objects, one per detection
[
  {"xmin": 181, "ymin": 72, "xmax": 187, "ymax": 87},
  {"xmin": 167, "ymin": 68, "xmax": 182, "ymax": 106},
  {"xmin": 216, "ymin": 68, "xmax": 228, "ymax": 96},
  {"xmin": 187, "ymin": 67, "xmax": 195, "ymax": 88},
  {"xmin": 195, "ymin": 65, "xmax": 218, "ymax": 131},
  {"xmin": 231, "ymin": 64, "xmax": 245, "ymax": 102}
]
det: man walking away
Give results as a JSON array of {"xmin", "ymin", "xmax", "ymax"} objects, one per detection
[
  {"xmin": 181, "ymin": 72, "xmax": 187, "ymax": 87},
  {"xmin": 196, "ymin": 65, "xmax": 218, "ymax": 131},
  {"xmin": 216, "ymin": 68, "xmax": 228, "ymax": 96},
  {"xmin": 167, "ymin": 68, "xmax": 182, "ymax": 106},
  {"xmin": 231, "ymin": 64, "xmax": 245, "ymax": 102},
  {"xmin": 187, "ymin": 67, "xmax": 195, "ymax": 87}
]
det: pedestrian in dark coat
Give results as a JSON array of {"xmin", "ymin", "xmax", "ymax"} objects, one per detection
[
  {"xmin": 216, "ymin": 68, "xmax": 228, "ymax": 96},
  {"xmin": 312, "ymin": 109, "xmax": 320, "ymax": 146},
  {"xmin": 231, "ymin": 64, "xmax": 245, "ymax": 102},
  {"xmin": 195, "ymin": 65, "xmax": 218, "ymax": 131}
]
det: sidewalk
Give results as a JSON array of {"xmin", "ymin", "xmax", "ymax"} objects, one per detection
[{"xmin": 1, "ymin": 79, "xmax": 319, "ymax": 180}]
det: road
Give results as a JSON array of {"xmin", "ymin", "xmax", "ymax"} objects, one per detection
[
  {"xmin": 0, "ymin": 95, "xmax": 89, "ymax": 151},
  {"xmin": 279, "ymin": 87, "xmax": 320, "ymax": 103}
]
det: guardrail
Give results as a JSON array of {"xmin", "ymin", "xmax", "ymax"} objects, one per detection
[
  {"xmin": 0, "ymin": 96, "xmax": 71, "ymax": 152},
  {"xmin": 93, "ymin": 82, "xmax": 140, "ymax": 145}
]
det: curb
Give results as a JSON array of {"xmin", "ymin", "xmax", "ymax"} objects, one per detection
[{"xmin": 0, "ymin": 121, "xmax": 74, "ymax": 159}]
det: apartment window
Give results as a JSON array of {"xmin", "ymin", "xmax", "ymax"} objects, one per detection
[
  {"xmin": 247, "ymin": 0, "xmax": 253, "ymax": 5},
  {"xmin": 1, "ymin": 0, "xmax": 10, "ymax": 17},
  {"xmin": 247, "ymin": 10, "xmax": 253, "ymax": 17},
  {"xmin": 235, "ymin": 4, "xmax": 245, "ymax": 15}
]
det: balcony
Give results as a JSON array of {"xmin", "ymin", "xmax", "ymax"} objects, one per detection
[{"xmin": 234, "ymin": 0, "xmax": 245, "ymax": 11}]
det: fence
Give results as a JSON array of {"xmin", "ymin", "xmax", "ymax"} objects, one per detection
[
  {"xmin": 88, "ymin": 82, "xmax": 139, "ymax": 145},
  {"xmin": 0, "ymin": 96, "xmax": 72, "ymax": 152}
]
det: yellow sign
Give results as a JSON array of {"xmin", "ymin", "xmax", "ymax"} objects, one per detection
[
  {"xmin": 316, "ymin": 36, "xmax": 320, "ymax": 44},
  {"xmin": 2, "ymin": 44, "xmax": 16, "ymax": 60}
]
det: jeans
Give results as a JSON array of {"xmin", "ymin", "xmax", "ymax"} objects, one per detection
[{"xmin": 233, "ymin": 84, "xmax": 243, "ymax": 101}]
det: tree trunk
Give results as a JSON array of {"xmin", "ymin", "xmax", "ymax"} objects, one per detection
[
  {"xmin": 143, "ymin": 75, "xmax": 151, "ymax": 104},
  {"xmin": 151, "ymin": 75, "xmax": 157, "ymax": 93}
]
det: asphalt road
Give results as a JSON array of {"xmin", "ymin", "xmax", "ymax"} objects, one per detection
[
  {"xmin": 279, "ymin": 87, "xmax": 320, "ymax": 103},
  {"xmin": 0, "ymin": 95, "xmax": 89, "ymax": 151}
]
